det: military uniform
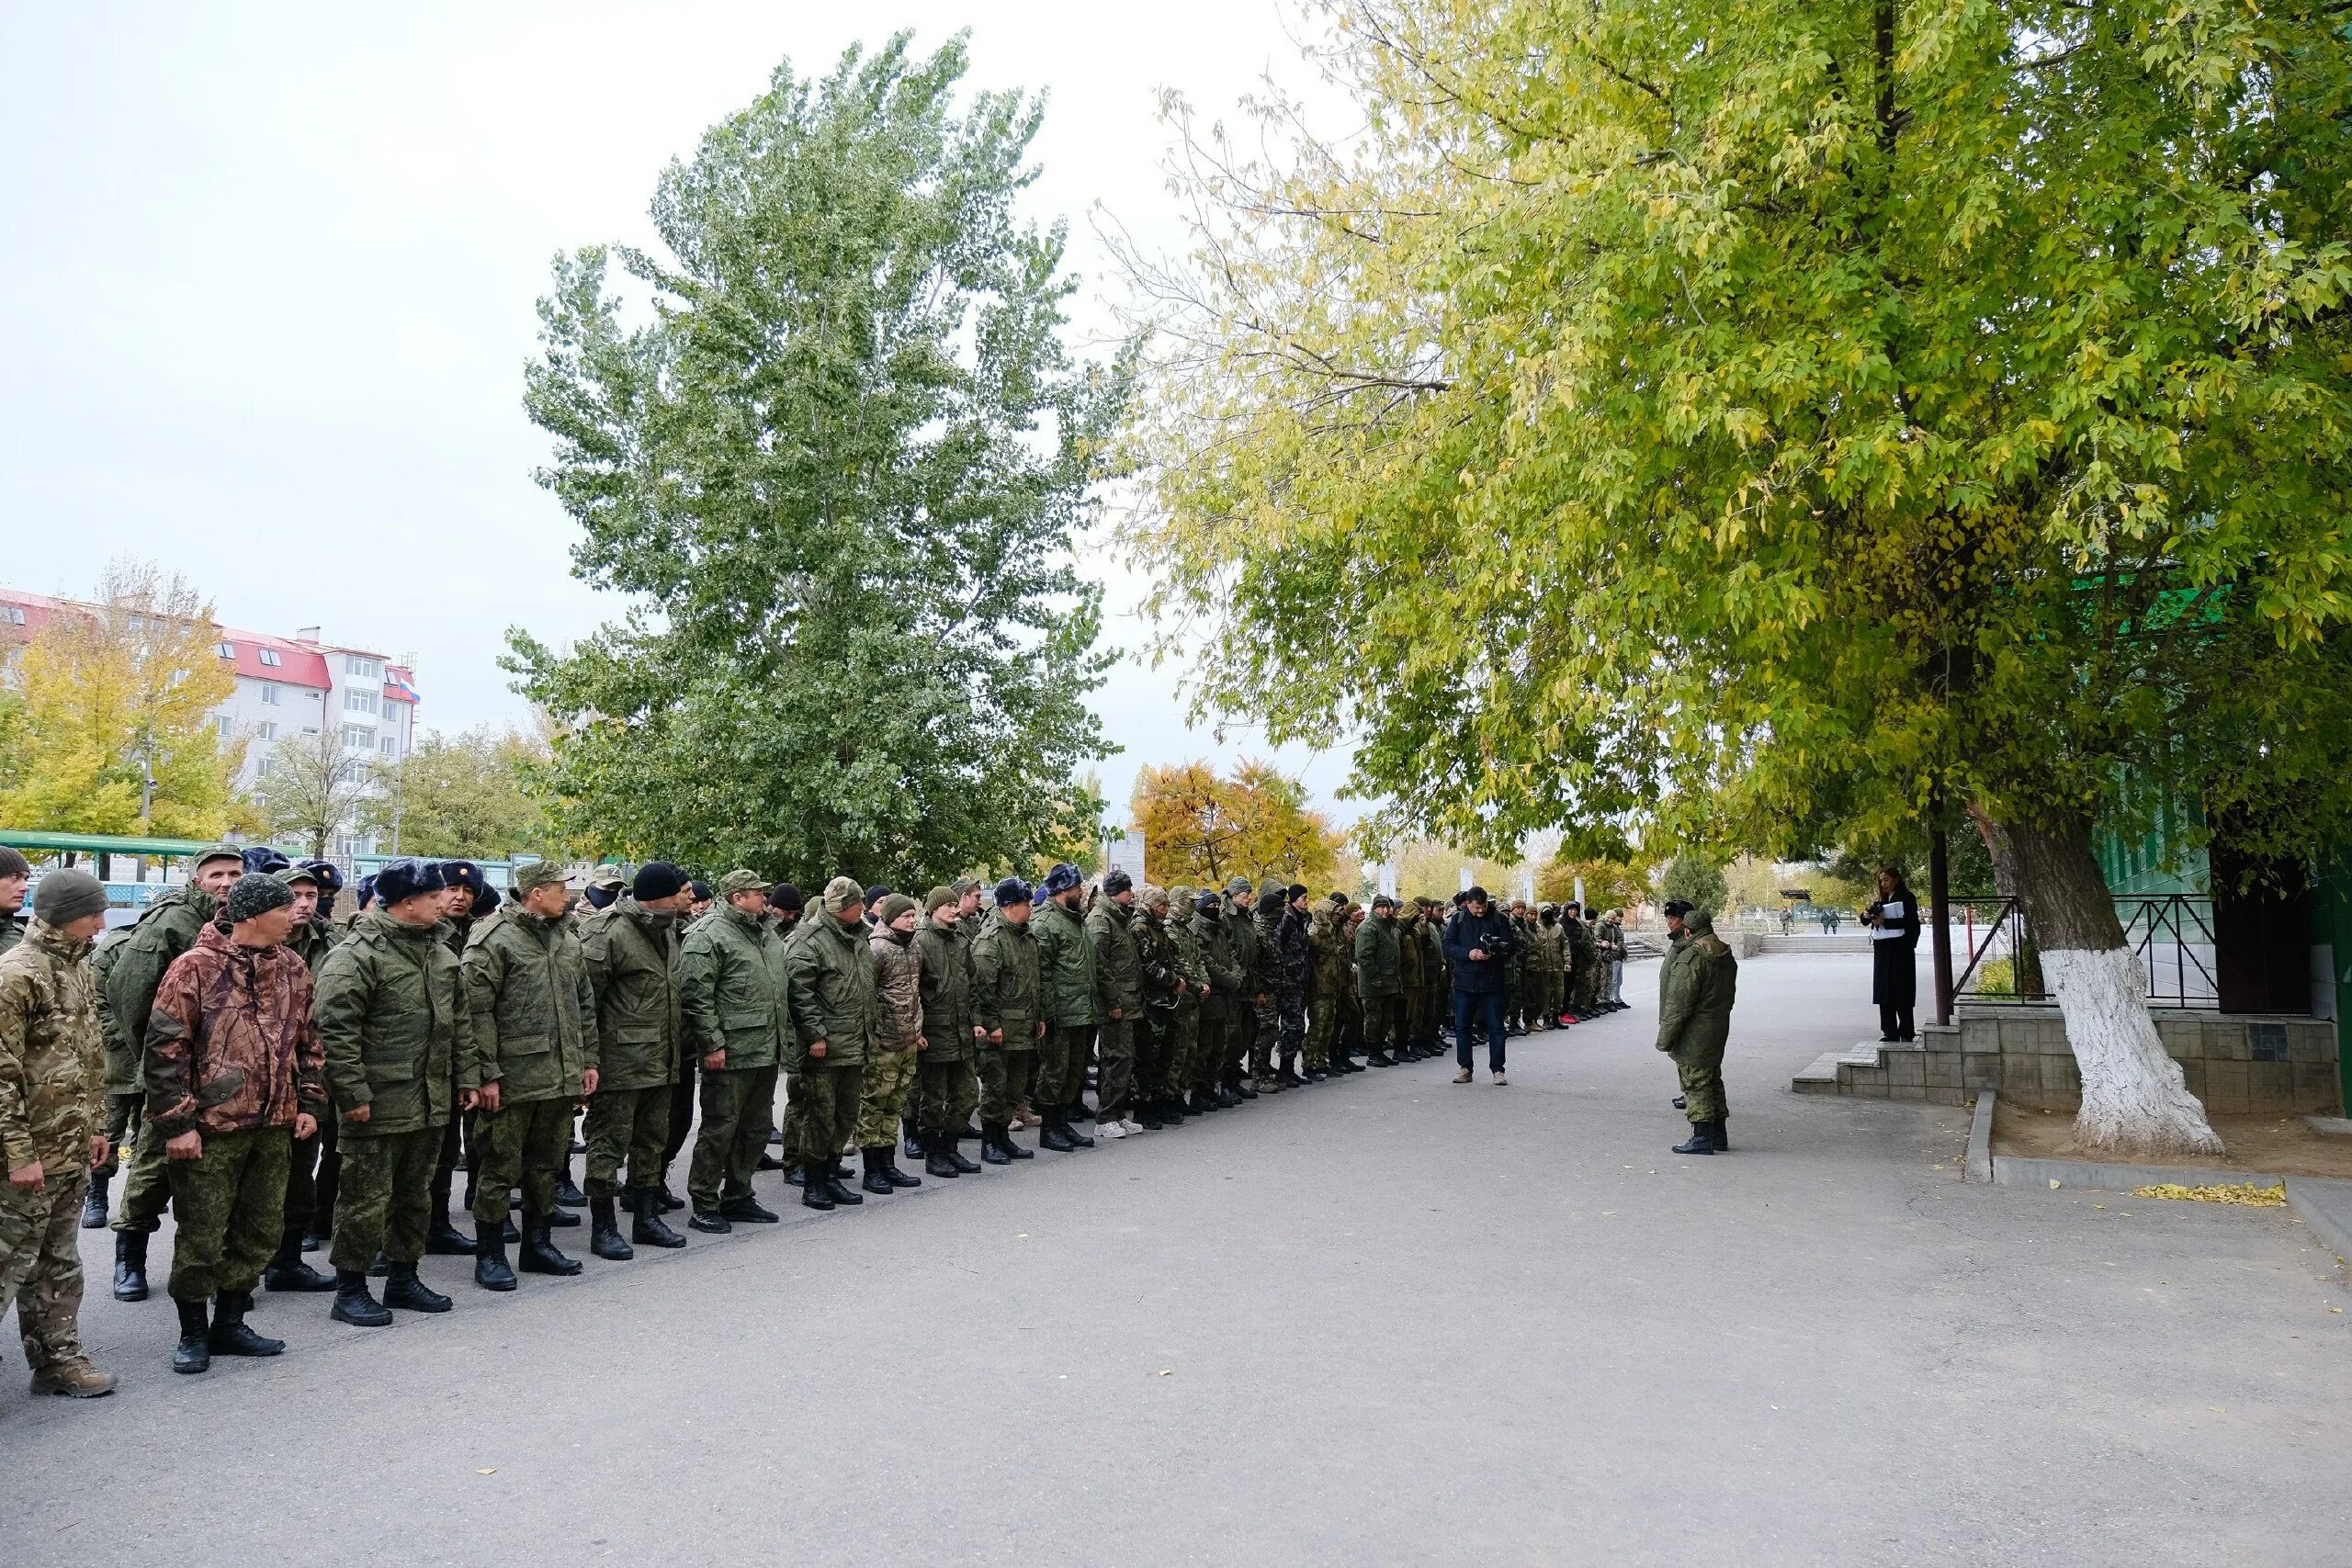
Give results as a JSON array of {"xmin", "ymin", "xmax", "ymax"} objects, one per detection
[
  {"xmin": 913, "ymin": 896, "xmax": 981, "ymax": 1173},
  {"xmin": 1567, "ymin": 910, "xmax": 1600, "ymax": 1019},
  {"xmin": 0, "ymin": 918, "xmax": 108, "ymax": 1388},
  {"xmin": 101, "ymin": 880, "xmax": 222, "ymax": 1259},
  {"xmin": 1030, "ymin": 883, "xmax": 1098, "ymax": 1139},
  {"xmin": 680, "ymin": 895, "xmax": 789, "ymax": 1221},
  {"xmin": 465, "ymin": 899, "xmax": 601, "ymax": 1270},
  {"xmin": 1305, "ymin": 898, "xmax": 1351, "ymax": 1074},
  {"xmin": 969, "ymin": 903, "xmax": 1042, "ymax": 1157},
  {"xmin": 783, "ymin": 889, "xmax": 873, "ymax": 1199},
  {"xmin": 1131, "ymin": 889, "xmax": 1189, "ymax": 1123},
  {"xmin": 1086, "ymin": 891, "xmax": 1142, "ymax": 1128},
  {"xmin": 1657, "ymin": 912, "xmax": 1737, "ymax": 1149},
  {"xmin": 1182, "ymin": 897, "xmax": 1242, "ymax": 1106},
  {"xmin": 1354, "ymin": 904, "xmax": 1404, "ymax": 1063},
  {"xmin": 855, "ymin": 900, "xmax": 924, "ymax": 1190},
  {"xmin": 1247, "ymin": 885, "xmax": 1287, "ymax": 1089},
  {"xmin": 1395, "ymin": 908, "xmax": 1427, "ymax": 1060},
  {"xmin": 277, "ymin": 912, "xmax": 345, "ymax": 1265},
  {"xmin": 579, "ymin": 896, "xmax": 687, "ymax": 1245}
]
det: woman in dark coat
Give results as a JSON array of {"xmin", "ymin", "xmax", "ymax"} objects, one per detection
[{"xmin": 1866, "ymin": 868, "xmax": 1922, "ymax": 1041}]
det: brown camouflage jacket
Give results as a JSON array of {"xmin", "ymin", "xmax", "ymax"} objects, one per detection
[
  {"xmin": 867, "ymin": 926, "xmax": 924, "ymax": 1055},
  {"xmin": 144, "ymin": 922, "xmax": 326, "ymax": 1138},
  {"xmin": 0, "ymin": 919, "xmax": 104, "ymax": 1175}
]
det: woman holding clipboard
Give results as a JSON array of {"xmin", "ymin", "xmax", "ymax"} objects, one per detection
[{"xmin": 1865, "ymin": 869, "xmax": 1922, "ymax": 1042}]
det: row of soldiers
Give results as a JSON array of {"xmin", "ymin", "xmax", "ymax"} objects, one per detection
[{"xmin": 0, "ymin": 844, "xmax": 1637, "ymax": 1395}]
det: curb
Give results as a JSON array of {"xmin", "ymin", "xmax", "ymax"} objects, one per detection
[
  {"xmin": 2285, "ymin": 1177, "xmax": 2352, "ymax": 1264},
  {"xmin": 1964, "ymin": 1090, "xmax": 1995, "ymax": 1183},
  {"xmin": 1989, "ymin": 1153, "xmax": 2290, "ymax": 1192}
]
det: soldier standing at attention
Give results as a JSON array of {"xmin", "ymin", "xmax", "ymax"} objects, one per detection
[
  {"xmin": 268, "ymin": 861, "xmax": 345, "ymax": 1289},
  {"xmin": 913, "ymin": 887, "xmax": 983, "ymax": 1178},
  {"xmin": 1354, "ymin": 895, "xmax": 1404, "ymax": 1068},
  {"xmin": 1394, "ymin": 896, "xmax": 1429, "ymax": 1061},
  {"xmin": 0, "ymin": 870, "xmax": 118, "ymax": 1400},
  {"xmin": 1086, "ymin": 870, "xmax": 1144, "ymax": 1137},
  {"xmin": 102, "ymin": 842, "xmax": 244, "ymax": 1303},
  {"xmin": 1274, "ymin": 884, "xmax": 1313, "ymax": 1082},
  {"xmin": 1130, "ymin": 885, "xmax": 1189, "ymax": 1125},
  {"xmin": 1186, "ymin": 888, "xmax": 1242, "ymax": 1110},
  {"xmin": 315, "ymin": 858, "xmax": 480, "ymax": 1327},
  {"xmin": 465, "ymin": 860, "xmax": 602, "ymax": 1290},
  {"xmin": 680, "ymin": 871, "xmax": 789, "ymax": 1234},
  {"xmin": 1657, "ymin": 905, "xmax": 1738, "ymax": 1155},
  {"xmin": 579, "ymin": 867, "xmax": 692, "ymax": 1257},
  {"xmin": 144, "ymin": 873, "xmax": 325, "ymax": 1373},
  {"xmin": 855, "ymin": 893, "xmax": 926, "ymax": 1193},
  {"xmin": 969, "ymin": 880, "xmax": 1043, "ymax": 1164},
  {"xmin": 1029, "ymin": 863, "xmax": 1099, "ymax": 1150},
  {"xmin": 785, "ymin": 877, "xmax": 875, "ymax": 1210}
]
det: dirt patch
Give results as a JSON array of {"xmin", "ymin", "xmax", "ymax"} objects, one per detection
[{"xmin": 1993, "ymin": 1101, "xmax": 2352, "ymax": 1181}]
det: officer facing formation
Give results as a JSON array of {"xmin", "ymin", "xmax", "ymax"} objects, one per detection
[{"xmin": 1655, "ymin": 900, "xmax": 1736, "ymax": 1154}]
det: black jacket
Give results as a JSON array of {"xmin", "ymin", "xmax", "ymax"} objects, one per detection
[{"xmin": 1442, "ymin": 907, "xmax": 1518, "ymax": 994}]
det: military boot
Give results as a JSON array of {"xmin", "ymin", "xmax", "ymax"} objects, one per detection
[
  {"xmin": 80, "ymin": 1169, "xmax": 110, "ymax": 1229},
  {"xmin": 28, "ymin": 1355, "xmax": 116, "ymax": 1397},
  {"xmin": 801, "ymin": 1159, "xmax": 837, "ymax": 1210},
  {"xmin": 657, "ymin": 1181, "xmax": 685, "ymax": 1213},
  {"xmin": 879, "ymin": 1149, "xmax": 921, "ymax": 1188},
  {"xmin": 925, "ymin": 1136, "xmax": 963, "ymax": 1179},
  {"xmin": 383, "ymin": 1262, "xmax": 454, "ymax": 1313},
  {"xmin": 631, "ymin": 1190, "xmax": 688, "ymax": 1248},
  {"xmin": 901, "ymin": 1120, "xmax": 925, "ymax": 1160},
  {"xmin": 264, "ymin": 1232, "xmax": 335, "ymax": 1292},
  {"xmin": 1229, "ymin": 1076, "xmax": 1259, "ymax": 1100},
  {"xmin": 474, "ymin": 1220, "xmax": 518, "ymax": 1291},
  {"xmin": 941, "ymin": 1132, "xmax": 979, "ymax": 1175},
  {"xmin": 1671, "ymin": 1123, "xmax": 1717, "ymax": 1156},
  {"xmin": 785, "ymin": 1163, "xmax": 806, "ymax": 1186},
  {"xmin": 820, "ymin": 1166, "xmax": 865, "ymax": 1206},
  {"xmin": 1156, "ymin": 1098, "xmax": 1186, "ymax": 1126},
  {"xmin": 589, "ymin": 1196, "xmax": 633, "ymax": 1260},
  {"xmin": 687, "ymin": 1205, "xmax": 731, "ymax": 1235},
  {"xmin": 208, "ymin": 1291, "xmax": 284, "ymax": 1358},
  {"xmin": 329, "ymin": 1269, "xmax": 393, "ymax": 1327},
  {"xmin": 861, "ymin": 1147, "xmax": 896, "ymax": 1196},
  {"xmin": 719, "ymin": 1193, "xmax": 780, "ymax": 1224},
  {"xmin": 519, "ymin": 1218, "xmax": 583, "ymax": 1276},
  {"xmin": 424, "ymin": 1211, "xmax": 477, "ymax": 1256},
  {"xmin": 1038, "ymin": 1115, "xmax": 1077, "ymax": 1153},
  {"xmin": 956, "ymin": 1119, "xmax": 984, "ymax": 1142},
  {"xmin": 1709, "ymin": 1118, "xmax": 1730, "ymax": 1153},
  {"xmin": 1365, "ymin": 1048, "xmax": 1397, "ymax": 1067},
  {"xmin": 979, "ymin": 1122, "xmax": 1016, "ymax": 1165},
  {"xmin": 171, "ymin": 1299, "xmax": 211, "ymax": 1374},
  {"xmin": 1671, "ymin": 1095, "xmax": 1687, "ymax": 1110},
  {"xmin": 1277, "ymin": 1055, "xmax": 1306, "ymax": 1089},
  {"xmin": 554, "ymin": 1160, "xmax": 587, "ymax": 1209},
  {"xmin": 112, "ymin": 1231, "xmax": 150, "ymax": 1302}
]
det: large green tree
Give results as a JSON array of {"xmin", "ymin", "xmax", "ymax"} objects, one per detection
[
  {"xmin": 1125, "ymin": 1, "xmax": 2352, "ymax": 1154},
  {"xmin": 358, "ymin": 727, "xmax": 554, "ymax": 861},
  {"xmin": 511, "ymin": 33, "xmax": 1129, "ymax": 889}
]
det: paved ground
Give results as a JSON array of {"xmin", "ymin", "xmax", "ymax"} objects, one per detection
[{"xmin": 4, "ymin": 953, "xmax": 2346, "ymax": 1566}]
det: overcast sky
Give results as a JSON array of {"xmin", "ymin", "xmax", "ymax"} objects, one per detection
[{"xmin": 0, "ymin": 2, "xmax": 1369, "ymax": 835}]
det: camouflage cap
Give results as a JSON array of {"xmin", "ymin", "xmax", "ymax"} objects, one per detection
[
  {"xmin": 1139, "ymin": 883, "xmax": 1169, "ymax": 909},
  {"xmin": 951, "ymin": 876, "xmax": 982, "ymax": 897},
  {"xmin": 589, "ymin": 867, "xmax": 627, "ymax": 890},
  {"xmin": 1168, "ymin": 884, "xmax": 1193, "ymax": 906},
  {"xmin": 195, "ymin": 842, "xmax": 244, "ymax": 872},
  {"xmin": 821, "ymin": 874, "xmax": 864, "ymax": 915},
  {"xmin": 512, "ymin": 860, "xmax": 569, "ymax": 895},
  {"xmin": 716, "ymin": 869, "xmax": 766, "ymax": 897}
]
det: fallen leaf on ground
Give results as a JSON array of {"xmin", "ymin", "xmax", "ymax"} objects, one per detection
[
  {"xmin": 2131, "ymin": 1182, "xmax": 2286, "ymax": 1207},
  {"xmin": 477, "ymin": 1469, "xmax": 496, "ymax": 1476}
]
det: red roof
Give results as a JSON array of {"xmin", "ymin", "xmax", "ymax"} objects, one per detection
[{"xmin": 216, "ymin": 628, "xmax": 331, "ymax": 690}]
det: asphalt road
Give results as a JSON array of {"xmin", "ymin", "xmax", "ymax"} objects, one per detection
[{"xmin": 3, "ymin": 953, "xmax": 2346, "ymax": 1566}]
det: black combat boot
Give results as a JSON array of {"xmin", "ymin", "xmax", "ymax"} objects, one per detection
[
  {"xmin": 1277, "ymin": 1055, "xmax": 1306, "ymax": 1089},
  {"xmin": 329, "ymin": 1269, "xmax": 392, "ymax": 1327},
  {"xmin": 880, "ymin": 1149, "xmax": 921, "ymax": 1188},
  {"xmin": 821, "ymin": 1165, "xmax": 865, "ymax": 1206},
  {"xmin": 1303, "ymin": 1066, "xmax": 1329, "ymax": 1084},
  {"xmin": 941, "ymin": 1133, "xmax": 978, "ymax": 1175},
  {"xmin": 1671, "ymin": 1123, "xmax": 1717, "ymax": 1156},
  {"xmin": 80, "ymin": 1169, "xmax": 109, "ymax": 1229},
  {"xmin": 1671, "ymin": 1095, "xmax": 1687, "ymax": 1110},
  {"xmin": 756, "ymin": 1151, "xmax": 787, "ymax": 1172},
  {"xmin": 785, "ymin": 1162, "xmax": 806, "ymax": 1185},
  {"xmin": 1038, "ymin": 1115, "xmax": 1077, "ymax": 1153},
  {"xmin": 631, "ymin": 1190, "xmax": 688, "ymax": 1248},
  {"xmin": 1709, "ymin": 1118, "xmax": 1730, "ymax": 1153},
  {"xmin": 1366, "ymin": 1048, "xmax": 1397, "ymax": 1067},
  {"xmin": 902, "ymin": 1120, "xmax": 925, "ymax": 1161},
  {"xmin": 1062, "ymin": 1109, "xmax": 1094, "ymax": 1148},
  {"xmin": 545, "ymin": 1203, "xmax": 581, "ymax": 1229},
  {"xmin": 208, "ymin": 1291, "xmax": 284, "ymax": 1358},
  {"xmin": 519, "ymin": 1218, "xmax": 582, "ymax": 1276},
  {"xmin": 801, "ymin": 1159, "xmax": 837, "ymax": 1210},
  {"xmin": 589, "ymin": 1196, "xmax": 633, "ymax": 1261},
  {"xmin": 719, "ymin": 1192, "xmax": 780, "ymax": 1224},
  {"xmin": 687, "ymin": 1205, "xmax": 731, "ymax": 1235},
  {"xmin": 1136, "ymin": 1103, "xmax": 1164, "ymax": 1130},
  {"xmin": 1156, "ymin": 1099, "xmax": 1185, "ymax": 1126},
  {"xmin": 657, "ymin": 1181, "xmax": 685, "ymax": 1213},
  {"xmin": 112, "ymin": 1231, "xmax": 150, "ymax": 1302},
  {"xmin": 956, "ymin": 1119, "xmax": 984, "ymax": 1142},
  {"xmin": 424, "ymin": 1211, "xmax": 476, "ymax": 1256},
  {"xmin": 554, "ymin": 1160, "xmax": 587, "ymax": 1208},
  {"xmin": 861, "ymin": 1147, "xmax": 896, "ymax": 1196},
  {"xmin": 474, "ymin": 1219, "xmax": 517, "ymax": 1291},
  {"xmin": 980, "ymin": 1122, "xmax": 1015, "ymax": 1165},
  {"xmin": 172, "ymin": 1299, "xmax": 211, "ymax": 1374},
  {"xmin": 924, "ymin": 1132, "xmax": 961, "ymax": 1179},
  {"xmin": 264, "ymin": 1231, "xmax": 335, "ymax": 1292},
  {"xmin": 1229, "ymin": 1077, "xmax": 1259, "ymax": 1100},
  {"xmin": 383, "ymin": 1262, "xmax": 454, "ymax": 1313}
]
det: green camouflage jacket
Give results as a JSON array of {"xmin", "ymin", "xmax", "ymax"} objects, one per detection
[
  {"xmin": 969, "ymin": 910, "xmax": 1042, "ymax": 1046},
  {"xmin": 1307, "ymin": 909, "xmax": 1350, "ymax": 1009},
  {"xmin": 314, "ymin": 909, "xmax": 476, "ymax": 1136},
  {"xmin": 868, "ymin": 925, "xmax": 924, "ymax": 1055},
  {"xmin": 680, "ymin": 904, "xmax": 790, "ymax": 1073},
  {"xmin": 1656, "ymin": 918, "xmax": 1737, "ymax": 1058},
  {"xmin": 1184, "ymin": 905, "xmax": 1241, "ymax": 1019},
  {"xmin": 99, "ymin": 883, "xmax": 217, "ymax": 1088},
  {"xmin": 91, "ymin": 925, "xmax": 140, "ymax": 1095},
  {"xmin": 915, "ymin": 919, "xmax": 975, "ymax": 1062},
  {"xmin": 1222, "ymin": 897, "xmax": 1261, "ymax": 1004},
  {"xmin": 0, "ymin": 915, "xmax": 22, "ymax": 957},
  {"xmin": 465, "ymin": 908, "xmax": 601, "ymax": 1102},
  {"xmin": 784, "ymin": 908, "xmax": 871, "ymax": 1069},
  {"xmin": 1133, "ymin": 908, "xmax": 1186, "ymax": 1012},
  {"xmin": 1398, "ymin": 914, "xmax": 1427, "ymax": 993},
  {"xmin": 287, "ymin": 915, "xmax": 341, "ymax": 975},
  {"xmin": 1566, "ymin": 916, "xmax": 1598, "ymax": 976},
  {"xmin": 1354, "ymin": 911, "xmax": 1403, "ymax": 998},
  {"xmin": 1086, "ymin": 897, "xmax": 1143, "ymax": 1019},
  {"xmin": 0, "ymin": 920, "xmax": 103, "ymax": 1176},
  {"xmin": 145, "ymin": 922, "xmax": 325, "ymax": 1137},
  {"xmin": 580, "ymin": 898, "xmax": 684, "ymax": 1092},
  {"xmin": 1031, "ymin": 897, "xmax": 1099, "ymax": 1028},
  {"xmin": 1161, "ymin": 905, "xmax": 1211, "ymax": 1010}
]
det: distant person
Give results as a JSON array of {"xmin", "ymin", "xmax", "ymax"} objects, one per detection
[
  {"xmin": 1866, "ymin": 867, "xmax": 1922, "ymax": 1043},
  {"xmin": 1442, "ymin": 886, "xmax": 1517, "ymax": 1084}
]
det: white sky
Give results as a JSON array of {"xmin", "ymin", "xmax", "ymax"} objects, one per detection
[{"xmin": 0, "ymin": 2, "xmax": 1369, "ymax": 834}]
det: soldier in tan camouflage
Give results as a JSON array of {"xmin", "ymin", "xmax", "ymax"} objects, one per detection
[{"xmin": 0, "ymin": 870, "xmax": 119, "ymax": 1400}]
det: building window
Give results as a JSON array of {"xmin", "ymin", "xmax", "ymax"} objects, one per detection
[
  {"xmin": 344, "ymin": 690, "xmax": 379, "ymax": 716},
  {"xmin": 261, "ymin": 682, "xmax": 279, "ymax": 705},
  {"xmin": 2, "ymin": 605, "xmax": 23, "ymax": 626},
  {"xmin": 216, "ymin": 640, "xmax": 234, "ymax": 659},
  {"xmin": 379, "ymin": 736, "xmax": 398, "ymax": 757},
  {"xmin": 256, "ymin": 757, "xmax": 275, "ymax": 778},
  {"xmin": 342, "ymin": 724, "xmax": 375, "ymax": 750},
  {"xmin": 260, "ymin": 722, "xmax": 278, "ymax": 741},
  {"xmin": 215, "ymin": 716, "xmax": 232, "ymax": 739},
  {"xmin": 258, "ymin": 648, "xmax": 282, "ymax": 668},
  {"xmin": 345, "ymin": 654, "xmax": 380, "ymax": 680}
]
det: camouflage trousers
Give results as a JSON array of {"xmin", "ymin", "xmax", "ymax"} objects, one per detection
[
  {"xmin": 96, "ymin": 1091, "xmax": 141, "ymax": 1179},
  {"xmin": 1222, "ymin": 1009, "xmax": 1253, "ymax": 1083},
  {"xmin": 583, "ymin": 1084, "xmax": 673, "ymax": 1198},
  {"xmin": 1359, "ymin": 994, "xmax": 1399, "ymax": 1054},
  {"xmin": 1671, "ymin": 1043, "xmax": 1727, "ymax": 1122},
  {"xmin": 854, "ymin": 1046, "xmax": 919, "ymax": 1151},
  {"xmin": 1303, "ymin": 995, "xmax": 1338, "ymax": 1070},
  {"xmin": 1192, "ymin": 1012, "xmax": 1227, "ymax": 1090},
  {"xmin": 1574, "ymin": 964, "xmax": 1600, "ymax": 1016},
  {"xmin": 794, "ymin": 1060, "xmax": 865, "ymax": 1165},
  {"xmin": 914, "ymin": 1055, "xmax": 978, "ymax": 1138},
  {"xmin": 109, "ymin": 1118, "xmax": 173, "ymax": 1235},
  {"xmin": 1246, "ymin": 996, "xmax": 1279, "ymax": 1078},
  {"xmin": 690, "ymin": 1065, "xmax": 777, "ymax": 1210},
  {"xmin": 1094, "ymin": 1017, "xmax": 1136, "ymax": 1120},
  {"xmin": 472, "ymin": 1096, "xmax": 576, "ymax": 1225},
  {"xmin": 331, "ymin": 1125, "xmax": 440, "ymax": 1274},
  {"xmin": 1036, "ymin": 1023, "xmax": 1095, "ymax": 1111},
  {"xmin": 1134, "ymin": 1008, "xmax": 1177, "ymax": 1105},
  {"xmin": 165, "ymin": 1125, "xmax": 290, "ymax": 1302},
  {"xmin": 977, "ymin": 1044, "xmax": 1035, "ymax": 1125},
  {"xmin": 1277, "ymin": 989, "xmax": 1306, "ymax": 1063},
  {"xmin": 0, "ymin": 1168, "xmax": 88, "ymax": 1372}
]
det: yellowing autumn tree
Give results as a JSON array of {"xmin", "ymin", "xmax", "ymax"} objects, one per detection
[
  {"xmin": 1131, "ymin": 759, "xmax": 1342, "ymax": 889},
  {"xmin": 0, "ymin": 563, "xmax": 240, "ymax": 836}
]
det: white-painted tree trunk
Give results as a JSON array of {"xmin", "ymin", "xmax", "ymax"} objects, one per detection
[{"xmin": 2041, "ymin": 946, "xmax": 2224, "ymax": 1156}]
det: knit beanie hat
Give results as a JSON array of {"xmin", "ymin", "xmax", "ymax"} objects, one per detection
[
  {"xmin": 0, "ymin": 847, "xmax": 30, "ymax": 880},
  {"xmin": 32, "ymin": 870, "xmax": 107, "ymax": 927},
  {"xmin": 876, "ymin": 893, "xmax": 919, "ymax": 924},
  {"xmin": 633, "ymin": 862, "xmax": 687, "ymax": 902},
  {"xmin": 924, "ymin": 886, "xmax": 957, "ymax": 915},
  {"xmin": 822, "ymin": 875, "xmax": 865, "ymax": 915},
  {"xmin": 226, "ymin": 873, "xmax": 294, "ymax": 925},
  {"xmin": 768, "ymin": 882, "xmax": 805, "ymax": 912}
]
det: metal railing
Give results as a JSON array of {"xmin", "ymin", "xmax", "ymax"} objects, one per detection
[{"xmin": 1951, "ymin": 894, "xmax": 2218, "ymax": 1009}]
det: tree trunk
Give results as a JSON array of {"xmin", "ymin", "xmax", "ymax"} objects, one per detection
[
  {"xmin": 1967, "ymin": 805, "xmax": 2042, "ymax": 995},
  {"xmin": 2002, "ymin": 815, "xmax": 2223, "ymax": 1157}
]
